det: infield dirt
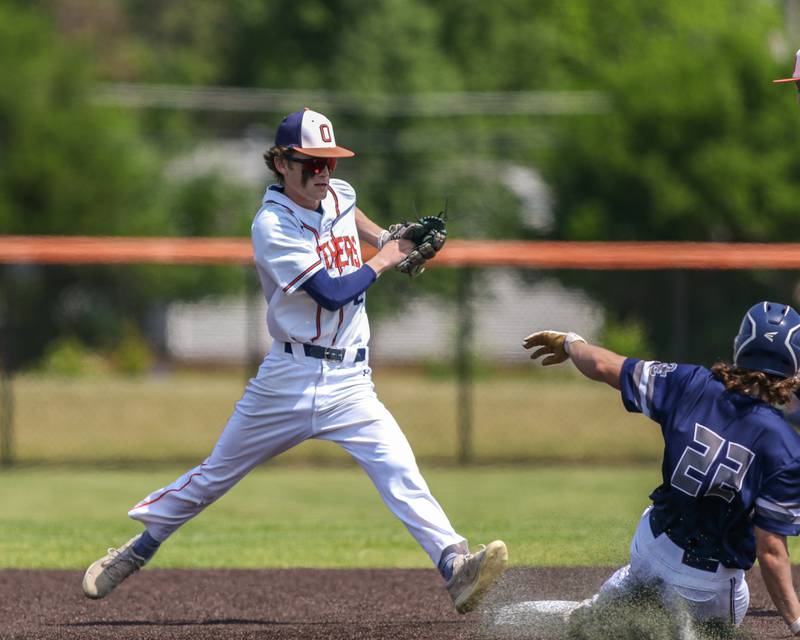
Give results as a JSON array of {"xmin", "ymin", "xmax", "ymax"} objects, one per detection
[{"xmin": 0, "ymin": 566, "xmax": 787, "ymax": 639}]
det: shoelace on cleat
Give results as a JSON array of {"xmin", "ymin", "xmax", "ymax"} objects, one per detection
[
  {"xmin": 450, "ymin": 547, "xmax": 487, "ymax": 587},
  {"xmin": 100, "ymin": 547, "xmax": 141, "ymax": 582}
]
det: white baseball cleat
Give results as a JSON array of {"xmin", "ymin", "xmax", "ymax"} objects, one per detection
[
  {"xmin": 446, "ymin": 540, "xmax": 508, "ymax": 613},
  {"xmin": 82, "ymin": 534, "xmax": 147, "ymax": 599}
]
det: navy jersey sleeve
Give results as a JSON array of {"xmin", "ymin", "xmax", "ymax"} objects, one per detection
[
  {"xmin": 301, "ymin": 265, "xmax": 376, "ymax": 311},
  {"xmin": 619, "ymin": 358, "xmax": 701, "ymax": 423},
  {"xmin": 753, "ymin": 462, "xmax": 800, "ymax": 536}
]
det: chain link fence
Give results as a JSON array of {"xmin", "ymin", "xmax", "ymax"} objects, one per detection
[{"xmin": 1, "ymin": 259, "xmax": 797, "ymax": 467}]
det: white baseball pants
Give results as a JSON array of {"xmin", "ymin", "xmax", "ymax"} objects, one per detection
[
  {"xmin": 128, "ymin": 343, "xmax": 465, "ymax": 565},
  {"xmin": 595, "ymin": 507, "xmax": 749, "ymax": 625}
]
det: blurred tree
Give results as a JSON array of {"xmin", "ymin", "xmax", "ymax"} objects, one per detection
[
  {"xmin": 539, "ymin": 0, "xmax": 800, "ymax": 362},
  {"xmin": 0, "ymin": 4, "xmax": 158, "ymax": 366},
  {"xmin": 0, "ymin": 5, "xmax": 163, "ymax": 236},
  {"xmin": 0, "ymin": 4, "xmax": 254, "ymax": 367},
  {"xmin": 12, "ymin": 0, "xmax": 800, "ymax": 365},
  {"xmin": 35, "ymin": 0, "xmax": 232, "ymax": 84}
]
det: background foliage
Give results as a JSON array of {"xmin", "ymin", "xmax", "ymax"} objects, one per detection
[{"xmin": 2, "ymin": 0, "xmax": 800, "ymax": 366}]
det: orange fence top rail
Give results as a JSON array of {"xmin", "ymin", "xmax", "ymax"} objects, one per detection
[{"xmin": 0, "ymin": 236, "xmax": 799, "ymax": 270}]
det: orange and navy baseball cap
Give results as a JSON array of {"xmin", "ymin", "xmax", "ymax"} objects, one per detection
[
  {"xmin": 275, "ymin": 108, "xmax": 355, "ymax": 158},
  {"xmin": 773, "ymin": 49, "xmax": 800, "ymax": 84}
]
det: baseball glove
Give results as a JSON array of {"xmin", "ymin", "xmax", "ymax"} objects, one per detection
[{"xmin": 388, "ymin": 210, "xmax": 448, "ymax": 277}]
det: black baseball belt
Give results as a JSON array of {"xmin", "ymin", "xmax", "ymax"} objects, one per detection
[
  {"xmin": 284, "ymin": 342, "xmax": 366, "ymax": 363},
  {"xmin": 648, "ymin": 508, "xmax": 726, "ymax": 573}
]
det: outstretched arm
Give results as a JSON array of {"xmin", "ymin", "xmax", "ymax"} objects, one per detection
[
  {"xmin": 568, "ymin": 341, "xmax": 625, "ymax": 390},
  {"xmin": 523, "ymin": 331, "xmax": 625, "ymax": 390},
  {"xmin": 756, "ymin": 526, "xmax": 800, "ymax": 635}
]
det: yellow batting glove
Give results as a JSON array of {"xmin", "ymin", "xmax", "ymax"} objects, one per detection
[{"xmin": 522, "ymin": 330, "xmax": 586, "ymax": 366}]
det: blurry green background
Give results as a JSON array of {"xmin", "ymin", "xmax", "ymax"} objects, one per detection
[{"xmin": 3, "ymin": 0, "xmax": 800, "ymax": 367}]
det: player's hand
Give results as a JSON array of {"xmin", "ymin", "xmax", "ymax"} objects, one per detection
[
  {"xmin": 523, "ymin": 330, "xmax": 586, "ymax": 366},
  {"xmin": 384, "ymin": 238, "xmax": 415, "ymax": 261},
  {"xmin": 368, "ymin": 239, "xmax": 415, "ymax": 275}
]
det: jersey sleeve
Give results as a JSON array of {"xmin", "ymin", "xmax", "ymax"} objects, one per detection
[
  {"xmin": 329, "ymin": 178, "xmax": 355, "ymax": 201},
  {"xmin": 251, "ymin": 209, "xmax": 323, "ymax": 295},
  {"xmin": 753, "ymin": 462, "xmax": 800, "ymax": 536},
  {"xmin": 619, "ymin": 358, "xmax": 700, "ymax": 423}
]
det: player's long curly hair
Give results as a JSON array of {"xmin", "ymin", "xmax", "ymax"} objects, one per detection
[
  {"xmin": 711, "ymin": 362, "xmax": 800, "ymax": 405},
  {"xmin": 263, "ymin": 145, "xmax": 291, "ymax": 184}
]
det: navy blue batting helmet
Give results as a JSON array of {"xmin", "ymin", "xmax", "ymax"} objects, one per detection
[{"xmin": 733, "ymin": 301, "xmax": 800, "ymax": 377}]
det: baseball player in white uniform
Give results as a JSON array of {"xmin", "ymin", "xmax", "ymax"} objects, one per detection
[{"xmin": 82, "ymin": 107, "xmax": 507, "ymax": 613}]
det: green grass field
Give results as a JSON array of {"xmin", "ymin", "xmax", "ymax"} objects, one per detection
[
  {"xmin": 5, "ymin": 465, "xmax": 800, "ymax": 570},
  {"xmin": 1, "ymin": 465, "xmax": 661, "ymax": 569},
  {"xmin": 11, "ymin": 368, "xmax": 661, "ymax": 465},
  {"xmin": 7, "ymin": 370, "xmax": 792, "ymax": 572}
]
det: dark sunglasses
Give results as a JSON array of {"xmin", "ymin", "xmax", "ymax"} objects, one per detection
[{"xmin": 285, "ymin": 156, "xmax": 337, "ymax": 175}]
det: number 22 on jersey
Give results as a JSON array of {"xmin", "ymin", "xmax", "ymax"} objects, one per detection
[{"xmin": 671, "ymin": 423, "xmax": 755, "ymax": 503}]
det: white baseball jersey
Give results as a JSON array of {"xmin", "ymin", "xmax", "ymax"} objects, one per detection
[{"xmin": 252, "ymin": 178, "xmax": 369, "ymax": 348}]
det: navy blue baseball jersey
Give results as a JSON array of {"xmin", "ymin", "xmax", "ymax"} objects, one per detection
[{"xmin": 620, "ymin": 358, "xmax": 800, "ymax": 569}]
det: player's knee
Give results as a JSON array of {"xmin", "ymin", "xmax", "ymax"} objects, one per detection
[
  {"xmin": 379, "ymin": 450, "xmax": 420, "ymax": 476},
  {"xmin": 192, "ymin": 467, "xmax": 239, "ymax": 501},
  {"xmin": 380, "ymin": 460, "xmax": 428, "ymax": 497}
]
